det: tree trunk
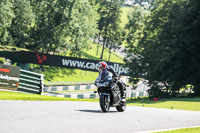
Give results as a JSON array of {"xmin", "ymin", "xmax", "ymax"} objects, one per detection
[
  {"xmin": 100, "ymin": 38, "xmax": 106, "ymax": 59},
  {"xmin": 100, "ymin": 27, "xmax": 108, "ymax": 59},
  {"xmin": 108, "ymin": 42, "xmax": 112, "ymax": 61},
  {"xmin": 96, "ymin": 32, "xmax": 101, "ymax": 56},
  {"xmin": 108, "ymin": 49, "xmax": 111, "ymax": 61}
]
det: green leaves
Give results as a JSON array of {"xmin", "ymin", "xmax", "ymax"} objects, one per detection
[
  {"xmin": 0, "ymin": 0, "xmax": 99, "ymax": 56},
  {"xmin": 0, "ymin": 0, "xmax": 15, "ymax": 45},
  {"xmin": 68, "ymin": 0, "xmax": 99, "ymax": 57},
  {"xmin": 125, "ymin": 0, "xmax": 200, "ymax": 97},
  {"xmin": 9, "ymin": 0, "xmax": 34, "ymax": 47},
  {"xmin": 97, "ymin": 0, "xmax": 122, "ymax": 59}
]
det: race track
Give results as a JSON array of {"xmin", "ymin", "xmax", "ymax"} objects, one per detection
[{"xmin": 0, "ymin": 100, "xmax": 200, "ymax": 133}]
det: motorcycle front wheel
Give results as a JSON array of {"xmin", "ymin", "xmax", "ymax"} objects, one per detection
[
  {"xmin": 116, "ymin": 102, "xmax": 126, "ymax": 112},
  {"xmin": 100, "ymin": 95, "xmax": 110, "ymax": 112}
]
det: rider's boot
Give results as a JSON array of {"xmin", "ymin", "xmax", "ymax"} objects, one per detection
[
  {"xmin": 118, "ymin": 81, "xmax": 126, "ymax": 103},
  {"xmin": 121, "ymin": 93, "xmax": 126, "ymax": 103},
  {"xmin": 121, "ymin": 88, "xmax": 126, "ymax": 103}
]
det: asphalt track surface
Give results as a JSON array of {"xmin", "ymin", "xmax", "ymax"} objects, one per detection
[{"xmin": 1, "ymin": 101, "xmax": 200, "ymax": 133}]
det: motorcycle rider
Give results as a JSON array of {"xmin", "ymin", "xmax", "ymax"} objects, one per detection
[{"xmin": 97, "ymin": 61, "xmax": 126, "ymax": 102}]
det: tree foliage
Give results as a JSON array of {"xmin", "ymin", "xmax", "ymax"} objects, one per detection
[
  {"xmin": 125, "ymin": 0, "xmax": 200, "ymax": 97},
  {"xmin": 67, "ymin": 0, "xmax": 99, "ymax": 57},
  {"xmin": 0, "ymin": 0, "xmax": 99, "ymax": 56},
  {"xmin": 8, "ymin": 0, "xmax": 34, "ymax": 48},
  {"xmin": 0, "ymin": 0, "xmax": 124, "ymax": 59},
  {"xmin": 96, "ymin": 0, "xmax": 123, "ymax": 59},
  {"xmin": 0, "ymin": 0, "xmax": 15, "ymax": 45},
  {"xmin": 29, "ymin": 0, "xmax": 99, "ymax": 55}
]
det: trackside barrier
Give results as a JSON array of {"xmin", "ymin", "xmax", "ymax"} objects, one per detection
[
  {"xmin": 43, "ymin": 84, "xmax": 96, "ymax": 92},
  {"xmin": 18, "ymin": 69, "xmax": 44, "ymax": 94},
  {"xmin": 43, "ymin": 77, "xmax": 129, "ymax": 92},
  {"xmin": 42, "ymin": 91, "xmax": 148, "ymax": 99}
]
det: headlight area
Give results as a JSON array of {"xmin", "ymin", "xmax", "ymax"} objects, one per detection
[
  {"xmin": 96, "ymin": 82, "xmax": 109, "ymax": 87},
  {"xmin": 103, "ymin": 82, "xmax": 109, "ymax": 87}
]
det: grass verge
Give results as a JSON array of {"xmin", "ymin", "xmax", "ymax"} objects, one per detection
[
  {"xmin": 154, "ymin": 127, "xmax": 200, "ymax": 133},
  {"xmin": 127, "ymin": 97, "xmax": 200, "ymax": 111},
  {"xmin": 1, "ymin": 90, "xmax": 200, "ymax": 112},
  {"xmin": 0, "ymin": 90, "xmax": 98, "ymax": 102}
]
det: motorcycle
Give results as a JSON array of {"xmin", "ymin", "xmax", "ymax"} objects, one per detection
[{"xmin": 94, "ymin": 74, "xmax": 126, "ymax": 112}]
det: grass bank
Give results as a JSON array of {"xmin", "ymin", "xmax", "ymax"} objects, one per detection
[{"xmin": 120, "ymin": 6, "xmax": 133, "ymax": 28}]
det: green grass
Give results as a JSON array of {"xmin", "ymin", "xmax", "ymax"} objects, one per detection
[
  {"xmin": 0, "ymin": 90, "xmax": 97, "ymax": 102},
  {"xmin": 42, "ymin": 68, "xmax": 99, "ymax": 83},
  {"xmin": 81, "ymin": 43, "xmax": 124, "ymax": 63},
  {"xmin": 127, "ymin": 97, "xmax": 200, "ymax": 111},
  {"xmin": 120, "ymin": 6, "xmax": 133, "ymax": 28},
  {"xmin": 154, "ymin": 127, "xmax": 200, "ymax": 133},
  {"xmin": 120, "ymin": 6, "xmax": 133, "ymax": 47}
]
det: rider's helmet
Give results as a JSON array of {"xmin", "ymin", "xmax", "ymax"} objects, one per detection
[{"xmin": 97, "ymin": 61, "xmax": 107, "ymax": 72}]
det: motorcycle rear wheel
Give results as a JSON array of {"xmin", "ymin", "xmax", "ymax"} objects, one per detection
[
  {"xmin": 116, "ymin": 102, "xmax": 126, "ymax": 112},
  {"xmin": 100, "ymin": 95, "xmax": 110, "ymax": 112}
]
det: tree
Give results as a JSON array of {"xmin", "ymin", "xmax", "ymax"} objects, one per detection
[
  {"xmin": 67, "ymin": 0, "xmax": 99, "ymax": 57},
  {"xmin": 29, "ymin": 0, "xmax": 98, "ymax": 56},
  {"xmin": 124, "ymin": 4, "xmax": 149, "ymax": 83},
  {"xmin": 160, "ymin": 0, "xmax": 200, "ymax": 96},
  {"xmin": 97, "ymin": 0, "xmax": 122, "ymax": 59},
  {"xmin": 8, "ymin": 0, "xmax": 34, "ymax": 48},
  {"xmin": 107, "ymin": 27, "xmax": 123, "ymax": 61},
  {"xmin": 30, "ymin": 0, "xmax": 76, "ymax": 53},
  {"xmin": 0, "ymin": 0, "xmax": 15, "ymax": 45},
  {"xmin": 125, "ymin": 0, "xmax": 200, "ymax": 97}
]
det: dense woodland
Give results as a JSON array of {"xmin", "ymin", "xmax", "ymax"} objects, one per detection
[{"xmin": 0, "ymin": 0, "xmax": 200, "ymax": 97}]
